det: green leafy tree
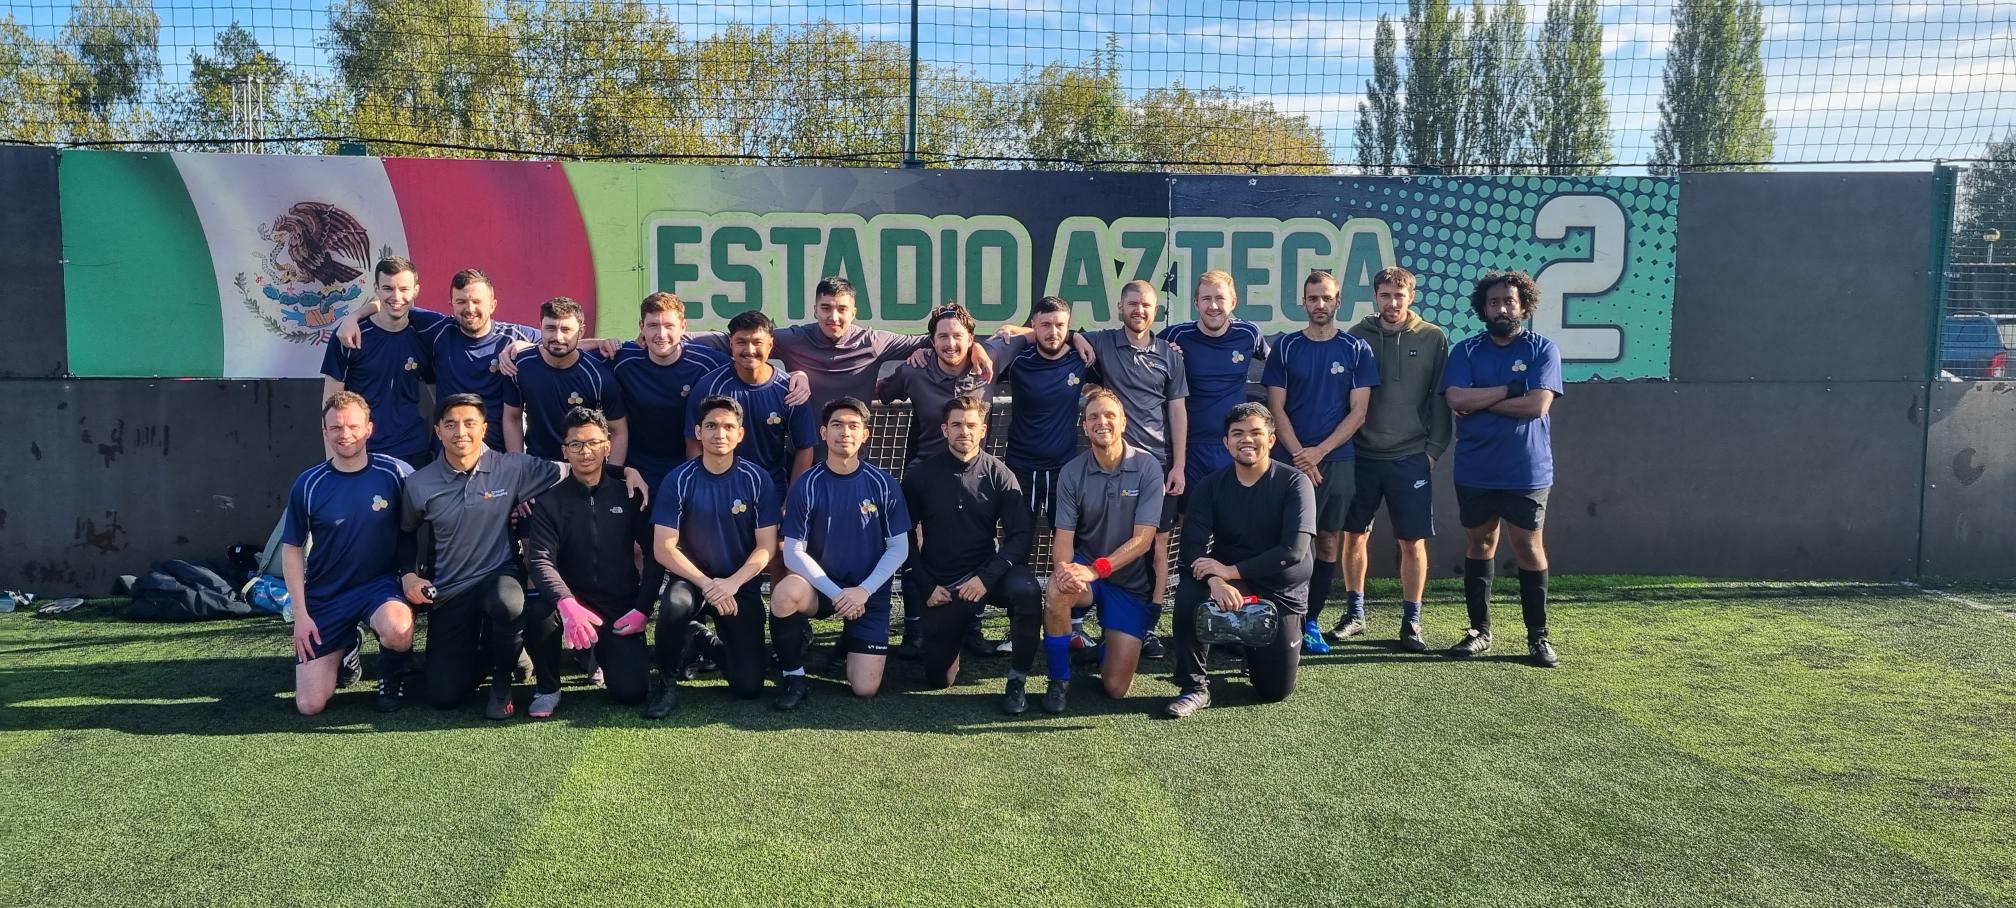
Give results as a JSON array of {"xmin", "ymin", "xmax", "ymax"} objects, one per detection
[
  {"xmin": 59, "ymin": 0, "xmax": 160, "ymax": 142},
  {"xmin": 326, "ymin": 0, "xmax": 528, "ymax": 155},
  {"xmin": 1533, "ymin": 0, "xmax": 1613, "ymax": 173},
  {"xmin": 1403, "ymin": 0, "xmax": 1468, "ymax": 170},
  {"xmin": 1356, "ymin": 15, "xmax": 1402, "ymax": 174},
  {"xmin": 1464, "ymin": 0, "xmax": 1535, "ymax": 172},
  {"xmin": 1128, "ymin": 84, "xmax": 1331, "ymax": 173},
  {"xmin": 1650, "ymin": 0, "xmax": 1774, "ymax": 173},
  {"xmin": 1005, "ymin": 35, "xmax": 1131, "ymax": 169},
  {"xmin": 0, "ymin": 16, "xmax": 70, "ymax": 144},
  {"xmin": 506, "ymin": 0, "xmax": 698, "ymax": 158},
  {"xmin": 1955, "ymin": 134, "xmax": 2016, "ymax": 265}
]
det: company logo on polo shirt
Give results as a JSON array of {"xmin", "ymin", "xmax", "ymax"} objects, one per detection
[
  {"xmin": 1512, "ymin": 361, "xmax": 1528, "ymax": 373},
  {"xmin": 766, "ymin": 412, "xmax": 782, "ymax": 425},
  {"xmin": 1231, "ymin": 351, "xmax": 1245, "ymax": 364},
  {"xmin": 481, "ymin": 489, "xmax": 509, "ymax": 500},
  {"xmin": 567, "ymin": 392, "xmax": 585, "ymax": 406},
  {"xmin": 859, "ymin": 498, "xmax": 879, "ymax": 516},
  {"xmin": 403, "ymin": 357, "xmax": 419, "ymax": 371},
  {"xmin": 1066, "ymin": 374, "xmax": 1081, "ymax": 386},
  {"xmin": 1329, "ymin": 362, "xmax": 1345, "ymax": 374},
  {"xmin": 371, "ymin": 495, "xmax": 390, "ymax": 511},
  {"xmin": 731, "ymin": 498, "xmax": 748, "ymax": 515},
  {"xmin": 1119, "ymin": 487, "xmax": 1141, "ymax": 498}
]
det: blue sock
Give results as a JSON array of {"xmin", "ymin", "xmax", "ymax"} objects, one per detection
[
  {"xmin": 1345, "ymin": 590, "xmax": 1367, "ymax": 621},
  {"xmin": 1402, "ymin": 600, "xmax": 1423, "ymax": 626},
  {"xmin": 1043, "ymin": 633, "xmax": 1073, "ymax": 681}
]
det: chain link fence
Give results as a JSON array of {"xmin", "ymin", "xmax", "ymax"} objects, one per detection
[{"xmin": 1940, "ymin": 163, "xmax": 2016, "ymax": 381}]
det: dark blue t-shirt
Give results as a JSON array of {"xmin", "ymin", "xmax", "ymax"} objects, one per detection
[
  {"xmin": 651, "ymin": 457, "xmax": 780, "ymax": 578},
  {"xmin": 686, "ymin": 364, "xmax": 817, "ymax": 489},
  {"xmin": 424, "ymin": 318, "xmax": 539, "ymax": 449},
  {"xmin": 781, "ymin": 461, "xmax": 912, "ymax": 591},
  {"xmin": 611, "ymin": 341, "xmax": 731, "ymax": 488},
  {"xmin": 1000, "ymin": 340, "xmax": 1091, "ymax": 474},
  {"xmin": 282, "ymin": 453, "xmax": 413, "ymax": 603},
  {"xmin": 1262, "ymin": 330, "xmax": 1382, "ymax": 462},
  {"xmin": 1440, "ymin": 331, "xmax": 1565, "ymax": 490},
  {"xmin": 319, "ymin": 311, "xmax": 442, "ymax": 459},
  {"xmin": 1161, "ymin": 319, "xmax": 1269, "ymax": 481},
  {"xmin": 504, "ymin": 350, "xmax": 628, "ymax": 460}
]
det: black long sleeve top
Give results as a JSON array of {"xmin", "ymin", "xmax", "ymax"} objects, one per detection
[
  {"xmin": 522, "ymin": 470, "xmax": 660, "ymax": 618},
  {"xmin": 1180, "ymin": 460, "xmax": 1317, "ymax": 612},
  {"xmin": 900, "ymin": 449, "xmax": 1032, "ymax": 589}
]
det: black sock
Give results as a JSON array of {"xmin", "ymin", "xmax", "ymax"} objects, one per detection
[
  {"xmin": 1307, "ymin": 559, "xmax": 1338, "ymax": 624},
  {"xmin": 376, "ymin": 647, "xmax": 408, "ymax": 684},
  {"xmin": 771, "ymin": 614, "xmax": 811, "ymax": 674},
  {"xmin": 1463, "ymin": 557, "xmax": 1494, "ymax": 635},
  {"xmin": 1519, "ymin": 568, "xmax": 1549, "ymax": 639}
]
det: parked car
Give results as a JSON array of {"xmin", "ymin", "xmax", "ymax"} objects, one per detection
[{"xmin": 1940, "ymin": 311, "xmax": 2008, "ymax": 380}]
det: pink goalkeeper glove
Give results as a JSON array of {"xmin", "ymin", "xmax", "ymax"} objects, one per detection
[
  {"xmin": 611, "ymin": 609, "xmax": 647, "ymax": 636},
  {"xmin": 557, "ymin": 597, "xmax": 602, "ymax": 649}
]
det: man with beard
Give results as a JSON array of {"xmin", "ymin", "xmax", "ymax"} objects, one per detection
[
  {"xmin": 1158, "ymin": 270, "xmax": 1270, "ymax": 493},
  {"xmin": 282, "ymin": 391, "xmax": 418, "ymax": 715},
  {"xmin": 522, "ymin": 408, "xmax": 660, "ymax": 716},
  {"xmin": 400, "ymin": 393, "xmax": 647, "ymax": 717},
  {"xmin": 991, "ymin": 296, "xmax": 1095, "ymax": 650},
  {"xmin": 1263, "ymin": 270, "xmax": 1380, "ymax": 656},
  {"xmin": 685, "ymin": 310, "xmax": 819, "ymax": 496},
  {"xmin": 650, "ymin": 395, "xmax": 781, "ymax": 714},
  {"xmin": 1441, "ymin": 271, "xmax": 1564, "ymax": 668},
  {"xmin": 1165, "ymin": 402, "xmax": 1315, "ymax": 718},
  {"xmin": 1034, "ymin": 390, "xmax": 1164, "ymax": 715},
  {"xmin": 1338, "ymin": 266, "xmax": 1450, "ymax": 651},
  {"xmin": 899, "ymin": 396, "xmax": 1039, "ymax": 704},
  {"xmin": 335, "ymin": 268, "xmax": 538, "ymax": 452},
  {"xmin": 504, "ymin": 297, "xmax": 629, "ymax": 463},
  {"xmin": 769, "ymin": 398, "xmax": 913, "ymax": 709},
  {"xmin": 319, "ymin": 257, "xmax": 439, "ymax": 467},
  {"xmin": 608, "ymin": 292, "xmax": 731, "ymax": 491}
]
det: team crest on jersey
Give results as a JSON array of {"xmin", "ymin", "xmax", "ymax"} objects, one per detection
[
  {"xmin": 371, "ymin": 495, "xmax": 389, "ymax": 511},
  {"xmin": 682, "ymin": 384, "xmax": 692, "ymax": 396},
  {"xmin": 859, "ymin": 499, "xmax": 879, "ymax": 516},
  {"xmin": 567, "ymin": 392, "xmax": 586, "ymax": 406},
  {"xmin": 1066, "ymin": 374, "xmax": 1082, "ymax": 386},
  {"xmin": 731, "ymin": 499, "xmax": 749, "ymax": 515},
  {"xmin": 233, "ymin": 202, "xmax": 381, "ymax": 345},
  {"xmin": 1512, "ymin": 360, "xmax": 1528, "ymax": 373},
  {"xmin": 403, "ymin": 357, "xmax": 419, "ymax": 371},
  {"xmin": 767, "ymin": 412, "xmax": 783, "ymax": 425},
  {"xmin": 1231, "ymin": 351, "xmax": 1245, "ymax": 364},
  {"xmin": 488, "ymin": 359, "xmax": 501, "ymax": 373},
  {"xmin": 1329, "ymin": 362, "xmax": 1345, "ymax": 374}
]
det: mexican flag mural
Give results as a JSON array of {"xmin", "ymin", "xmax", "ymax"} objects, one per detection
[{"xmin": 59, "ymin": 149, "xmax": 1681, "ymax": 380}]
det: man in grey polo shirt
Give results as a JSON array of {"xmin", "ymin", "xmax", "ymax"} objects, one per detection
[
  {"xmin": 1023, "ymin": 389, "xmax": 1164, "ymax": 716},
  {"xmin": 401, "ymin": 393, "xmax": 645, "ymax": 718}
]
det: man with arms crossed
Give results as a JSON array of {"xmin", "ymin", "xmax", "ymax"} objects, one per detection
[
  {"xmin": 1166, "ymin": 402, "xmax": 1316, "ymax": 718},
  {"xmin": 319, "ymin": 257, "xmax": 439, "ymax": 467},
  {"xmin": 650, "ymin": 395, "xmax": 782, "ymax": 714},
  {"xmin": 522, "ymin": 408, "xmax": 661, "ymax": 716},
  {"xmin": 769, "ymin": 397, "xmax": 913, "ymax": 709},
  {"xmin": 1441, "ymin": 271, "xmax": 1564, "ymax": 667},
  {"xmin": 504, "ymin": 297, "xmax": 629, "ymax": 463},
  {"xmin": 1337, "ymin": 266, "xmax": 1450, "ymax": 651},
  {"xmin": 899, "ymin": 397, "xmax": 1040, "ymax": 705},
  {"xmin": 1034, "ymin": 390, "xmax": 1164, "ymax": 715},
  {"xmin": 282, "ymin": 391, "xmax": 417, "ymax": 715},
  {"xmin": 1264, "ymin": 270, "xmax": 1380, "ymax": 656}
]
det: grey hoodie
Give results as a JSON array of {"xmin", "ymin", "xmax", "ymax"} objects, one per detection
[{"xmin": 1347, "ymin": 311, "xmax": 1452, "ymax": 461}]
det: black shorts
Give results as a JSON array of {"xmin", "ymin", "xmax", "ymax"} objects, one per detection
[
  {"xmin": 1343, "ymin": 454, "xmax": 1435, "ymax": 540},
  {"xmin": 1456, "ymin": 485, "xmax": 1550, "ymax": 532},
  {"xmin": 1015, "ymin": 468, "xmax": 1061, "ymax": 528},
  {"xmin": 1313, "ymin": 459, "xmax": 1357, "ymax": 532}
]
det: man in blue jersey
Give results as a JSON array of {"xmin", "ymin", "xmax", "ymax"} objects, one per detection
[
  {"xmin": 1263, "ymin": 270, "xmax": 1380, "ymax": 656},
  {"xmin": 504, "ymin": 297, "xmax": 629, "ymax": 462},
  {"xmin": 319, "ymin": 257, "xmax": 439, "ymax": 467},
  {"xmin": 1159, "ymin": 270, "xmax": 1270, "ymax": 492},
  {"xmin": 335, "ymin": 268, "xmax": 538, "ymax": 452},
  {"xmin": 1441, "ymin": 271, "xmax": 1564, "ymax": 668},
  {"xmin": 685, "ymin": 310, "xmax": 818, "ymax": 497},
  {"xmin": 769, "ymin": 397, "xmax": 913, "ymax": 709},
  {"xmin": 282, "ymin": 391, "xmax": 417, "ymax": 715},
  {"xmin": 650, "ymin": 395, "xmax": 782, "ymax": 715},
  {"xmin": 1034, "ymin": 390, "xmax": 1164, "ymax": 715},
  {"xmin": 609, "ymin": 292, "xmax": 731, "ymax": 490}
]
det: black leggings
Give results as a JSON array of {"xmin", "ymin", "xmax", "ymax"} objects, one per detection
[
  {"xmin": 910, "ymin": 566, "xmax": 1042, "ymax": 689},
  {"xmin": 422, "ymin": 572, "xmax": 557, "ymax": 709},
  {"xmin": 1170, "ymin": 576, "xmax": 1299, "ymax": 703},
  {"xmin": 660, "ymin": 578, "xmax": 768, "ymax": 699}
]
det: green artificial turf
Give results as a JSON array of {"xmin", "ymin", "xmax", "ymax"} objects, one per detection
[{"xmin": 1, "ymin": 579, "xmax": 2013, "ymax": 908}]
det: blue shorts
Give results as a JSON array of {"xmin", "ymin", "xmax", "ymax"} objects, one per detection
[
  {"xmin": 815, "ymin": 588, "xmax": 894, "ymax": 655},
  {"xmin": 1075, "ymin": 554, "xmax": 1154, "ymax": 639},
  {"xmin": 299, "ymin": 575, "xmax": 404, "ymax": 663},
  {"xmin": 1344, "ymin": 453, "xmax": 1436, "ymax": 540}
]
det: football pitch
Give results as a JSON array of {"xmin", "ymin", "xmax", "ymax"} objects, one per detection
[{"xmin": 2, "ymin": 576, "xmax": 2014, "ymax": 908}]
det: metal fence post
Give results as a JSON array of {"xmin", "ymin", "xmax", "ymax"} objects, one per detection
[
  {"xmin": 904, "ymin": 0, "xmax": 922, "ymax": 168},
  {"xmin": 1914, "ymin": 163, "xmax": 1961, "ymax": 577}
]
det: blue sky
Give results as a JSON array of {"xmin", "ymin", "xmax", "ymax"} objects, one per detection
[{"xmin": 7, "ymin": 0, "xmax": 2011, "ymax": 167}]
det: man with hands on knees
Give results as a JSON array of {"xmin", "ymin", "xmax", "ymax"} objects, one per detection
[
  {"xmin": 1165, "ymin": 402, "xmax": 1316, "ymax": 718},
  {"xmin": 522, "ymin": 407, "xmax": 661, "ymax": 716},
  {"xmin": 650, "ymin": 395, "xmax": 783, "ymax": 715}
]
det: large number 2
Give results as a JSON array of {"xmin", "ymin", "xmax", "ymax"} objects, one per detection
[{"xmin": 1532, "ymin": 195, "xmax": 1625, "ymax": 362}]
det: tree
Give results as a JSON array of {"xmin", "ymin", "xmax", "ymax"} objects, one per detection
[
  {"xmin": 1005, "ymin": 35, "xmax": 1132, "ymax": 169},
  {"xmin": 506, "ymin": 0, "xmax": 699, "ymax": 158},
  {"xmin": 1403, "ymin": 0, "xmax": 1468, "ymax": 171},
  {"xmin": 1128, "ymin": 85, "xmax": 1332, "ymax": 173},
  {"xmin": 51, "ymin": 0, "xmax": 160, "ymax": 142},
  {"xmin": 1956, "ymin": 133, "xmax": 2016, "ymax": 265},
  {"xmin": 0, "ymin": 16, "xmax": 70, "ymax": 144},
  {"xmin": 1533, "ymin": 0, "xmax": 1613, "ymax": 173},
  {"xmin": 152, "ymin": 23, "xmax": 315, "ymax": 152},
  {"xmin": 326, "ymin": 0, "xmax": 528, "ymax": 155},
  {"xmin": 1464, "ymin": 0, "xmax": 1535, "ymax": 172},
  {"xmin": 1356, "ymin": 15, "xmax": 1402, "ymax": 174},
  {"xmin": 684, "ymin": 20, "xmax": 920, "ymax": 166},
  {"xmin": 1650, "ymin": 0, "xmax": 1774, "ymax": 173}
]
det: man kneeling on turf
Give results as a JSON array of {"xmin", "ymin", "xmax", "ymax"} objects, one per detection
[
  {"xmin": 1165, "ymin": 402, "xmax": 1316, "ymax": 718},
  {"xmin": 1035, "ymin": 389, "xmax": 1164, "ymax": 715},
  {"xmin": 770, "ymin": 397, "xmax": 913, "ymax": 708},
  {"xmin": 284, "ymin": 391, "xmax": 419, "ymax": 714},
  {"xmin": 523, "ymin": 407, "xmax": 661, "ymax": 716}
]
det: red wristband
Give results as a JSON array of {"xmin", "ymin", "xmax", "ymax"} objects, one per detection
[{"xmin": 1092, "ymin": 557, "xmax": 1113, "ymax": 579}]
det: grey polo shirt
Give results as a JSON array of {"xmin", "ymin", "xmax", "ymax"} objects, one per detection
[
  {"xmin": 401, "ymin": 448, "xmax": 566, "ymax": 600},
  {"xmin": 1054, "ymin": 443, "xmax": 1166, "ymax": 600},
  {"xmin": 1083, "ymin": 328, "xmax": 1188, "ymax": 467},
  {"xmin": 876, "ymin": 356, "xmax": 995, "ymax": 464}
]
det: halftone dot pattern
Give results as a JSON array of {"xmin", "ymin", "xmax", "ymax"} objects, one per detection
[{"xmin": 1343, "ymin": 175, "xmax": 1679, "ymax": 380}]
